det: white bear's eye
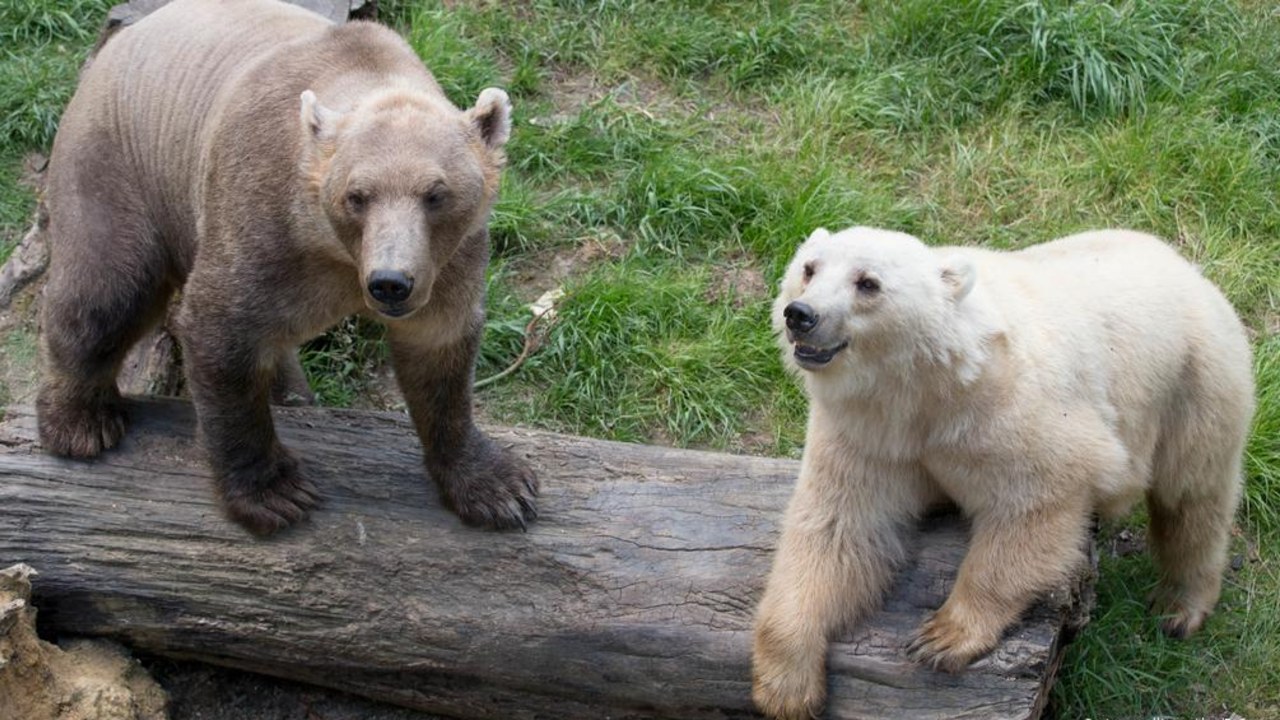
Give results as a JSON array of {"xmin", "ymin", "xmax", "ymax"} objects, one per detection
[
  {"xmin": 856, "ymin": 277, "xmax": 881, "ymax": 293},
  {"xmin": 802, "ymin": 262, "xmax": 815, "ymax": 281}
]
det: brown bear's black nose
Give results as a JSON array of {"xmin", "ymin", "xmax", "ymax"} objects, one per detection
[
  {"xmin": 784, "ymin": 301, "xmax": 819, "ymax": 334},
  {"xmin": 367, "ymin": 270, "xmax": 414, "ymax": 304}
]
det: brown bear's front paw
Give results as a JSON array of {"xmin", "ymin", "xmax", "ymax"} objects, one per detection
[
  {"xmin": 218, "ymin": 450, "xmax": 321, "ymax": 537},
  {"xmin": 36, "ymin": 389, "xmax": 126, "ymax": 459},
  {"xmin": 434, "ymin": 438, "xmax": 539, "ymax": 531},
  {"xmin": 907, "ymin": 606, "xmax": 998, "ymax": 672}
]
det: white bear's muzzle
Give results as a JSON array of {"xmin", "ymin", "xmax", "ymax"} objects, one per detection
[{"xmin": 791, "ymin": 340, "xmax": 849, "ymax": 369}]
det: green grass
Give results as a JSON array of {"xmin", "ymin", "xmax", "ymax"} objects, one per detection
[
  {"xmin": 479, "ymin": 255, "xmax": 791, "ymax": 447},
  {"xmin": 298, "ymin": 316, "xmax": 386, "ymax": 407},
  {"xmin": 0, "ymin": 0, "xmax": 110, "ymax": 261},
  {"xmin": 1054, "ymin": 529, "xmax": 1280, "ymax": 717},
  {"xmin": 2, "ymin": 0, "xmax": 1278, "ymax": 717},
  {"xmin": 0, "ymin": 325, "xmax": 38, "ymax": 408},
  {"xmin": 1244, "ymin": 336, "xmax": 1280, "ymax": 537}
]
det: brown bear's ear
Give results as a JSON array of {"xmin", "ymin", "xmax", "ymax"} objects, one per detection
[
  {"xmin": 300, "ymin": 90, "xmax": 342, "ymax": 141},
  {"xmin": 941, "ymin": 254, "xmax": 977, "ymax": 302},
  {"xmin": 469, "ymin": 87, "xmax": 512, "ymax": 150}
]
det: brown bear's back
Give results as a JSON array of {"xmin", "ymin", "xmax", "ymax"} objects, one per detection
[{"xmin": 48, "ymin": 0, "xmax": 333, "ymax": 260}]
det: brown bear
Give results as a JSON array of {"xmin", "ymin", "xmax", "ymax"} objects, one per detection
[{"xmin": 36, "ymin": 0, "xmax": 538, "ymax": 536}]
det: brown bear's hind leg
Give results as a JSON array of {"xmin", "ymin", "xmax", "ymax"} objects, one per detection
[
  {"xmin": 270, "ymin": 348, "xmax": 316, "ymax": 406},
  {"xmin": 37, "ymin": 197, "xmax": 174, "ymax": 458}
]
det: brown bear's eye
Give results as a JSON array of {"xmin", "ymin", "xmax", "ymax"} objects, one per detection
[
  {"xmin": 422, "ymin": 189, "xmax": 447, "ymax": 211},
  {"xmin": 856, "ymin": 277, "xmax": 881, "ymax": 293},
  {"xmin": 802, "ymin": 262, "xmax": 815, "ymax": 281},
  {"xmin": 345, "ymin": 191, "xmax": 368, "ymax": 214}
]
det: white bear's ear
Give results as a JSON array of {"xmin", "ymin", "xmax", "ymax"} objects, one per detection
[
  {"xmin": 469, "ymin": 87, "xmax": 512, "ymax": 150},
  {"xmin": 300, "ymin": 90, "xmax": 342, "ymax": 141},
  {"xmin": 941, "ymin": 254, "xmax": 976, "ymax": 302},
  {"xmin": 807, "ymin": 227, "xmax": 831, "ymax": 243}
]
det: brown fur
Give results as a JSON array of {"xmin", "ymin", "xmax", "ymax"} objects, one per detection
[{"xmin": 37, "ymin": 0, "xmax": 535, "ymax": 536}]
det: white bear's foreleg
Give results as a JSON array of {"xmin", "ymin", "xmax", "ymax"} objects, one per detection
[
  {"xmin": 752, "ymin": 426, "xmax": 924, "ymax": 719},
  {"xmin": 909, "ymin": 499, "xmax": 1091, "ymax": 671}
]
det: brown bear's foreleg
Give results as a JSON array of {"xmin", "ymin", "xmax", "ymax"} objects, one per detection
[
  {"xmin": 908, "ymin": 499, "xmax": 1091, "ymax": 671},
  {"xmin": 752, "ymin": 421, "xmax": 926, "ymax": 720},
  {"xmin": 388, "ymin": 319, "xmax": 538, "ymax": 530},
  {"xmin": 178, "ymin": 311, "xmax": 320, "ymax": 536},
  {"xmin": 37, "ymin": 189, "xmax": 174, "ymax": 458}
]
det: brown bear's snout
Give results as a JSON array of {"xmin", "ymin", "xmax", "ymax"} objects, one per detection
[
  {"xmin": 367, "ymin": 269, "xmax": 414, "ymax": 306},
  {"xmin": 784, "ymin": 301, "xmax": 819, "ymax": 334}
]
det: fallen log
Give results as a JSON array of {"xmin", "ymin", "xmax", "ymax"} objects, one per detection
[{"xmin": 0, "ymin": 398, "xmax": 1090, "ymax": 719}]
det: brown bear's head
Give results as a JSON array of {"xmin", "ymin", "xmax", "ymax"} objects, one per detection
[{"xmin": 300, "ymin": 85, "xmax": 511, "ymax": 319}]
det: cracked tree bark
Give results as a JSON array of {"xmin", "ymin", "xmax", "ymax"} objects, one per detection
[{"xmin": 0, "ymin": 398, "xmax": 1089, "ymax": 719}]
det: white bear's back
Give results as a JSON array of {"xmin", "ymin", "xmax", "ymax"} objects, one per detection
[
  {"xmin": 942, "ymin": 230, "xmax": 1252, "ymax": 511},
  {"xmin": 994, "ymin": 230, "xmax": 1246, "ymax": 365}
]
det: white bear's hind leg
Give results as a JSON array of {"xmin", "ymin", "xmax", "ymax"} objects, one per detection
[
  {"xmin": 1146, "ymin": 349, "xmax": 1250, "ymax": 638},
  {"xmin": 1146, "ymin": 447, "xmax": 1243, "ymax": 638}
]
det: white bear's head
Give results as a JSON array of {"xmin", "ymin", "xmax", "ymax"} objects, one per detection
[
  {"xmin": 773, "ymin": 226, "xmax": 988, "ymax": 393},
  {"xmin": 300, "ymin": 85, "xmax": 511, "ymax": 319}
]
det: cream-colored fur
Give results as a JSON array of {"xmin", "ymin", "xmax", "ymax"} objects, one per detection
[{"xmin": 752, "ymin": 227, "xmax": 1254, "ymax": 719}]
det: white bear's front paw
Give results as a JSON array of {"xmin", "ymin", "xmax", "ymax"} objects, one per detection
[
  {"xmin": 752, "ymin": 659, "xmax": 825, "ymax": 720},
  {"xmin": 907, "ymin": 604, "xmax": 998, "ymax": 673},
  {"xmin": 752, "ymin": 620, "xmax": 826, "ymax": 720}
]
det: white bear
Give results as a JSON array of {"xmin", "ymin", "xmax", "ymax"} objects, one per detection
[{"xmin": 751, "ymin": 226, "xmax": 1255, "ymax": 720}]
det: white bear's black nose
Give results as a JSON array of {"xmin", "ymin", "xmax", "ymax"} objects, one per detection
[
  {"xmin": 784, "ymin": 301, "xmax": 819, "ymax": 333},
  {"xmin": 367, "ymin": 270, "xmax": 414, "ymax": 304}
]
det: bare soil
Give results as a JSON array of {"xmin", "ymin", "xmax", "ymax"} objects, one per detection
[{"xmin": 1, "ymin": 565, "xmax": 167, "ymax": 720}]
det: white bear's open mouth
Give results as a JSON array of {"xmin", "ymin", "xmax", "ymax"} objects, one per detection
[{"xmin": 793, "ymin": 340, "xmax": 849, "ymax": 367}]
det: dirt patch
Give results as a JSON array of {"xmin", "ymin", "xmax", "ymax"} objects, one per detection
[
  {"xmin": 504, "ymin": 228, "xmax": 629, "ymax": 303},
  {"xmin": 0, "ymin": 565, "xmax": 168, "ymax": 720},
  {"xmin": 533, "ymin": 64, "xmax": 775, "ymax": 149},
  {"xmin": 347, "ymin": 361, "xmax": 405, "ymax": 412},
  {"xmin": 703, "ymin": 262, "xmax": 769, "ymax": 309},
  {"xmin": 725, "ymin": 413, "xmax": 778, "ymax": 457},
  {"xmin": 1105, "ymin": 526, "xmax": 1147, "ymax": 558},
  {"xmin": 534, "ymin": 68, "xmax": 703, "ymax": 128}
]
